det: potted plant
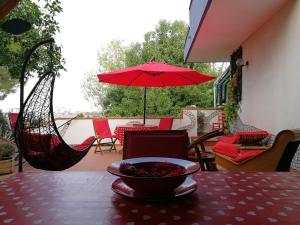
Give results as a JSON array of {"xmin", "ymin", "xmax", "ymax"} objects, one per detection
[{"xmin": 0, "ymin": 138, "xmax": 16, "ymax": 175}]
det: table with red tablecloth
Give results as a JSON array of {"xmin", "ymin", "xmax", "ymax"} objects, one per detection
[
  {"xmin": 114, "ymin": 125, "xmax": 159, "ymax": 145},
  {"xmin": 1, "ymin": 171, "xmax": 300, "ymax": 225}
]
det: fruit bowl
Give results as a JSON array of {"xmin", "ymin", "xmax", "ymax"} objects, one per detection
[{"xmin": 107, "ymin": 157, "xmax": 200, "ymax": 195}]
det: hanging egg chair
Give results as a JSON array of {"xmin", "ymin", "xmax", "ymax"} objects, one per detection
[{"xmin": 15, "ymin": 38, "xmax": 95, "ymax": 171}]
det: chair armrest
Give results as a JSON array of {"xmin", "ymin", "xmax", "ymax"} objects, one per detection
[
  {"xmin": 187, "ymin": 129, "xmax": 224, "ymax": 171},
  {"xmin": 239, "ymin": 145, "xmax": 270, "ymax": 150},
  {"xmin": 187, "ymin": 129, "xmax": 224, "ymax": 151}
]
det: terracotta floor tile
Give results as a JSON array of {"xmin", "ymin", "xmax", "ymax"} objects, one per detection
[{"xmin": 0, "ymin": 146, "xmax": 123, "ymax": 180}]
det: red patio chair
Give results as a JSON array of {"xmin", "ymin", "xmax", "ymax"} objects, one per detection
[
  {"xmin": 92, "ymin": 118, "xmax": 118, "ymax": 153},
  {"xmin": 123, "ymin": 130, "xmax": 189, "ymax": 160},
  {"xmin": 8, "ymin": 112, "xmax": 19, "ymax": 132},
  {"xmin": 122, "ymin": 129, "xmax": 224, "ymax": 171},
  {"xmin": 212, "ymin": 110, "xmax": 225, "ymax": 131},
  {"xmin": 158, "ymin": 117, "xmax": 173, "ymax": 130}
]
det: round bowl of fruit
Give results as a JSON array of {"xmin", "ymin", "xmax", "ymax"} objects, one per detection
[{"xmin": 107, "ymin": 157, "xmax": 200, "ymax": 195}]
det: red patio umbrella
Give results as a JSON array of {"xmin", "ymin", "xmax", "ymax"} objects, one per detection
[{"xmin": 97, "ymin": 62, "xmax": 215, "ymax": 123}]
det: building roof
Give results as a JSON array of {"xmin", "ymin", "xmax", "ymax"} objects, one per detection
[
  {"xmin": 0, "ymin": 0, "xmax": 19, "ymax": 20},
  {"xmin": 184, "ymin": 0, "xmax": 289, "ymax": 63}
]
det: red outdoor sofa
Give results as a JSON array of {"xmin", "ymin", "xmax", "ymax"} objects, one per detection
[{"xmin": 211, "ymin": 128, "xmax": 300, "ymax": 171}]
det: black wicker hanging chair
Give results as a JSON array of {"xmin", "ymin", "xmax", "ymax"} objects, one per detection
[{"xmin": 15, "ymin": 39, "xmax": 95, "ymax": 171}]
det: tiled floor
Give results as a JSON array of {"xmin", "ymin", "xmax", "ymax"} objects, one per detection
[
  {"xmin": 26, "ymin": 145, "xmax": 123, "ymax": 172},
  {"xmin": 1, "ymin": 144, "xmax": 298, "ymax": 181},
  {"xmin": 0, "ymin": 145, "xmax": 123, "ymax": 180}
]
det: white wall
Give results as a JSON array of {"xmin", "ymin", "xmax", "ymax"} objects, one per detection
[
  {"xmin": 56, "ymin": 110, "xmax": 200, "ymax": 145},
  {"xmin": 241, "ymin": 0, "xmax": 300, "ymax": 134}
]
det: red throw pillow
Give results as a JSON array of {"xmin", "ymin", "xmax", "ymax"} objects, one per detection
[
  {"xmin": 236, "ymin": 131, "xmax": 269, "ymax": 146},
  {"xmin": 213, "ymin": 141, "xmax": 239, "ymax": 158}
]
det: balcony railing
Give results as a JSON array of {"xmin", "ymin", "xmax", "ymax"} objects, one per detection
[{"xmin": 55, "ymin": 108, "xmax": 222, "ymax": 145}]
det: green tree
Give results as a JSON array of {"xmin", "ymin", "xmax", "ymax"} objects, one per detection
[
  {"xmin": 0, "ymin": 66, "xmax": 18, "ymax": 100},
  {"xmin": 82, "ymin": 20, "xmax": 222, "ymax": 117},
  {"xmin": 0, "ymin": 0, "xmax": 64, "ymax": 100},
  {"xmin": 81, "ymin": 40, "xmax": 126, "ymax": 112},
  {"xmin": 97, "ymin": 39, "xmax": 126, "ymax": 72}
]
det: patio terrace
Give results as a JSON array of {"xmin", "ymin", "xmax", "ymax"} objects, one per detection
[
  {"xmin": 4, "ymin": 142, "xmax": 298, "ymax": 182},
  {"xmin": 2, "ymin": 106, "xmax": 300, "ymax": 180}
]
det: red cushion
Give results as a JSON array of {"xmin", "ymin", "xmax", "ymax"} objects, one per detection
[
  {"xmin": 213, "ymin": 142, "xmax": 239, "ymax": 158},
  {"xmin": 231, "ymin": 150, "xmax": 264, "ymax": 163},
  {"xmin": 73, "ymin": 136, "xmax": 95, "ymax": 151},
  {"xmin": 26, "ymin": 150, "xmax": 46, "ymax": 158},
  {"xmin": 50, "ymin": 135, "xmax": 95, "ymax": 151},
  {"xmin": 217, "ymin": 135, "xmax": 237, "ymax": 144},
  {"xmin": 236, "ymin": 131, "xmax": 269, "ymax": 146},
  {"xmin": 20, "ymin": 131, "xmax": 52, "ymax": 152},
  {"xmin": 50, "ymin": 135, "xmax": 61, "ymax": 146}
]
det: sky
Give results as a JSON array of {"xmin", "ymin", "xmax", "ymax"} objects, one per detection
[{"xmin": 0, "ymin": 0, "xmax": 190, "ymax": 113}]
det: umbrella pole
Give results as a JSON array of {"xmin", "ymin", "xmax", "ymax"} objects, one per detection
[{"xmin": 143, "ymin": 87, "xmax": 147, "ymax": 124}]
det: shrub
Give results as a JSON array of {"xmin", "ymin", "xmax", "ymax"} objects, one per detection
[
  {"xmin": 0, "ymin": 143, "xmax": 15, "ymax": 160},
  {"xmin": 0, "ymin": 111, "xmax": 13, "ymax": 140}
]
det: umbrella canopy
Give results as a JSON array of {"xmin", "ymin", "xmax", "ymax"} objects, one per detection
[
  {"xmin": 97, "ymin": 62, "xmax": 215, "ymax": 123},
  {"xmin": 98, "ymin": 62, "xmax": 214, "ymax": 87}
]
